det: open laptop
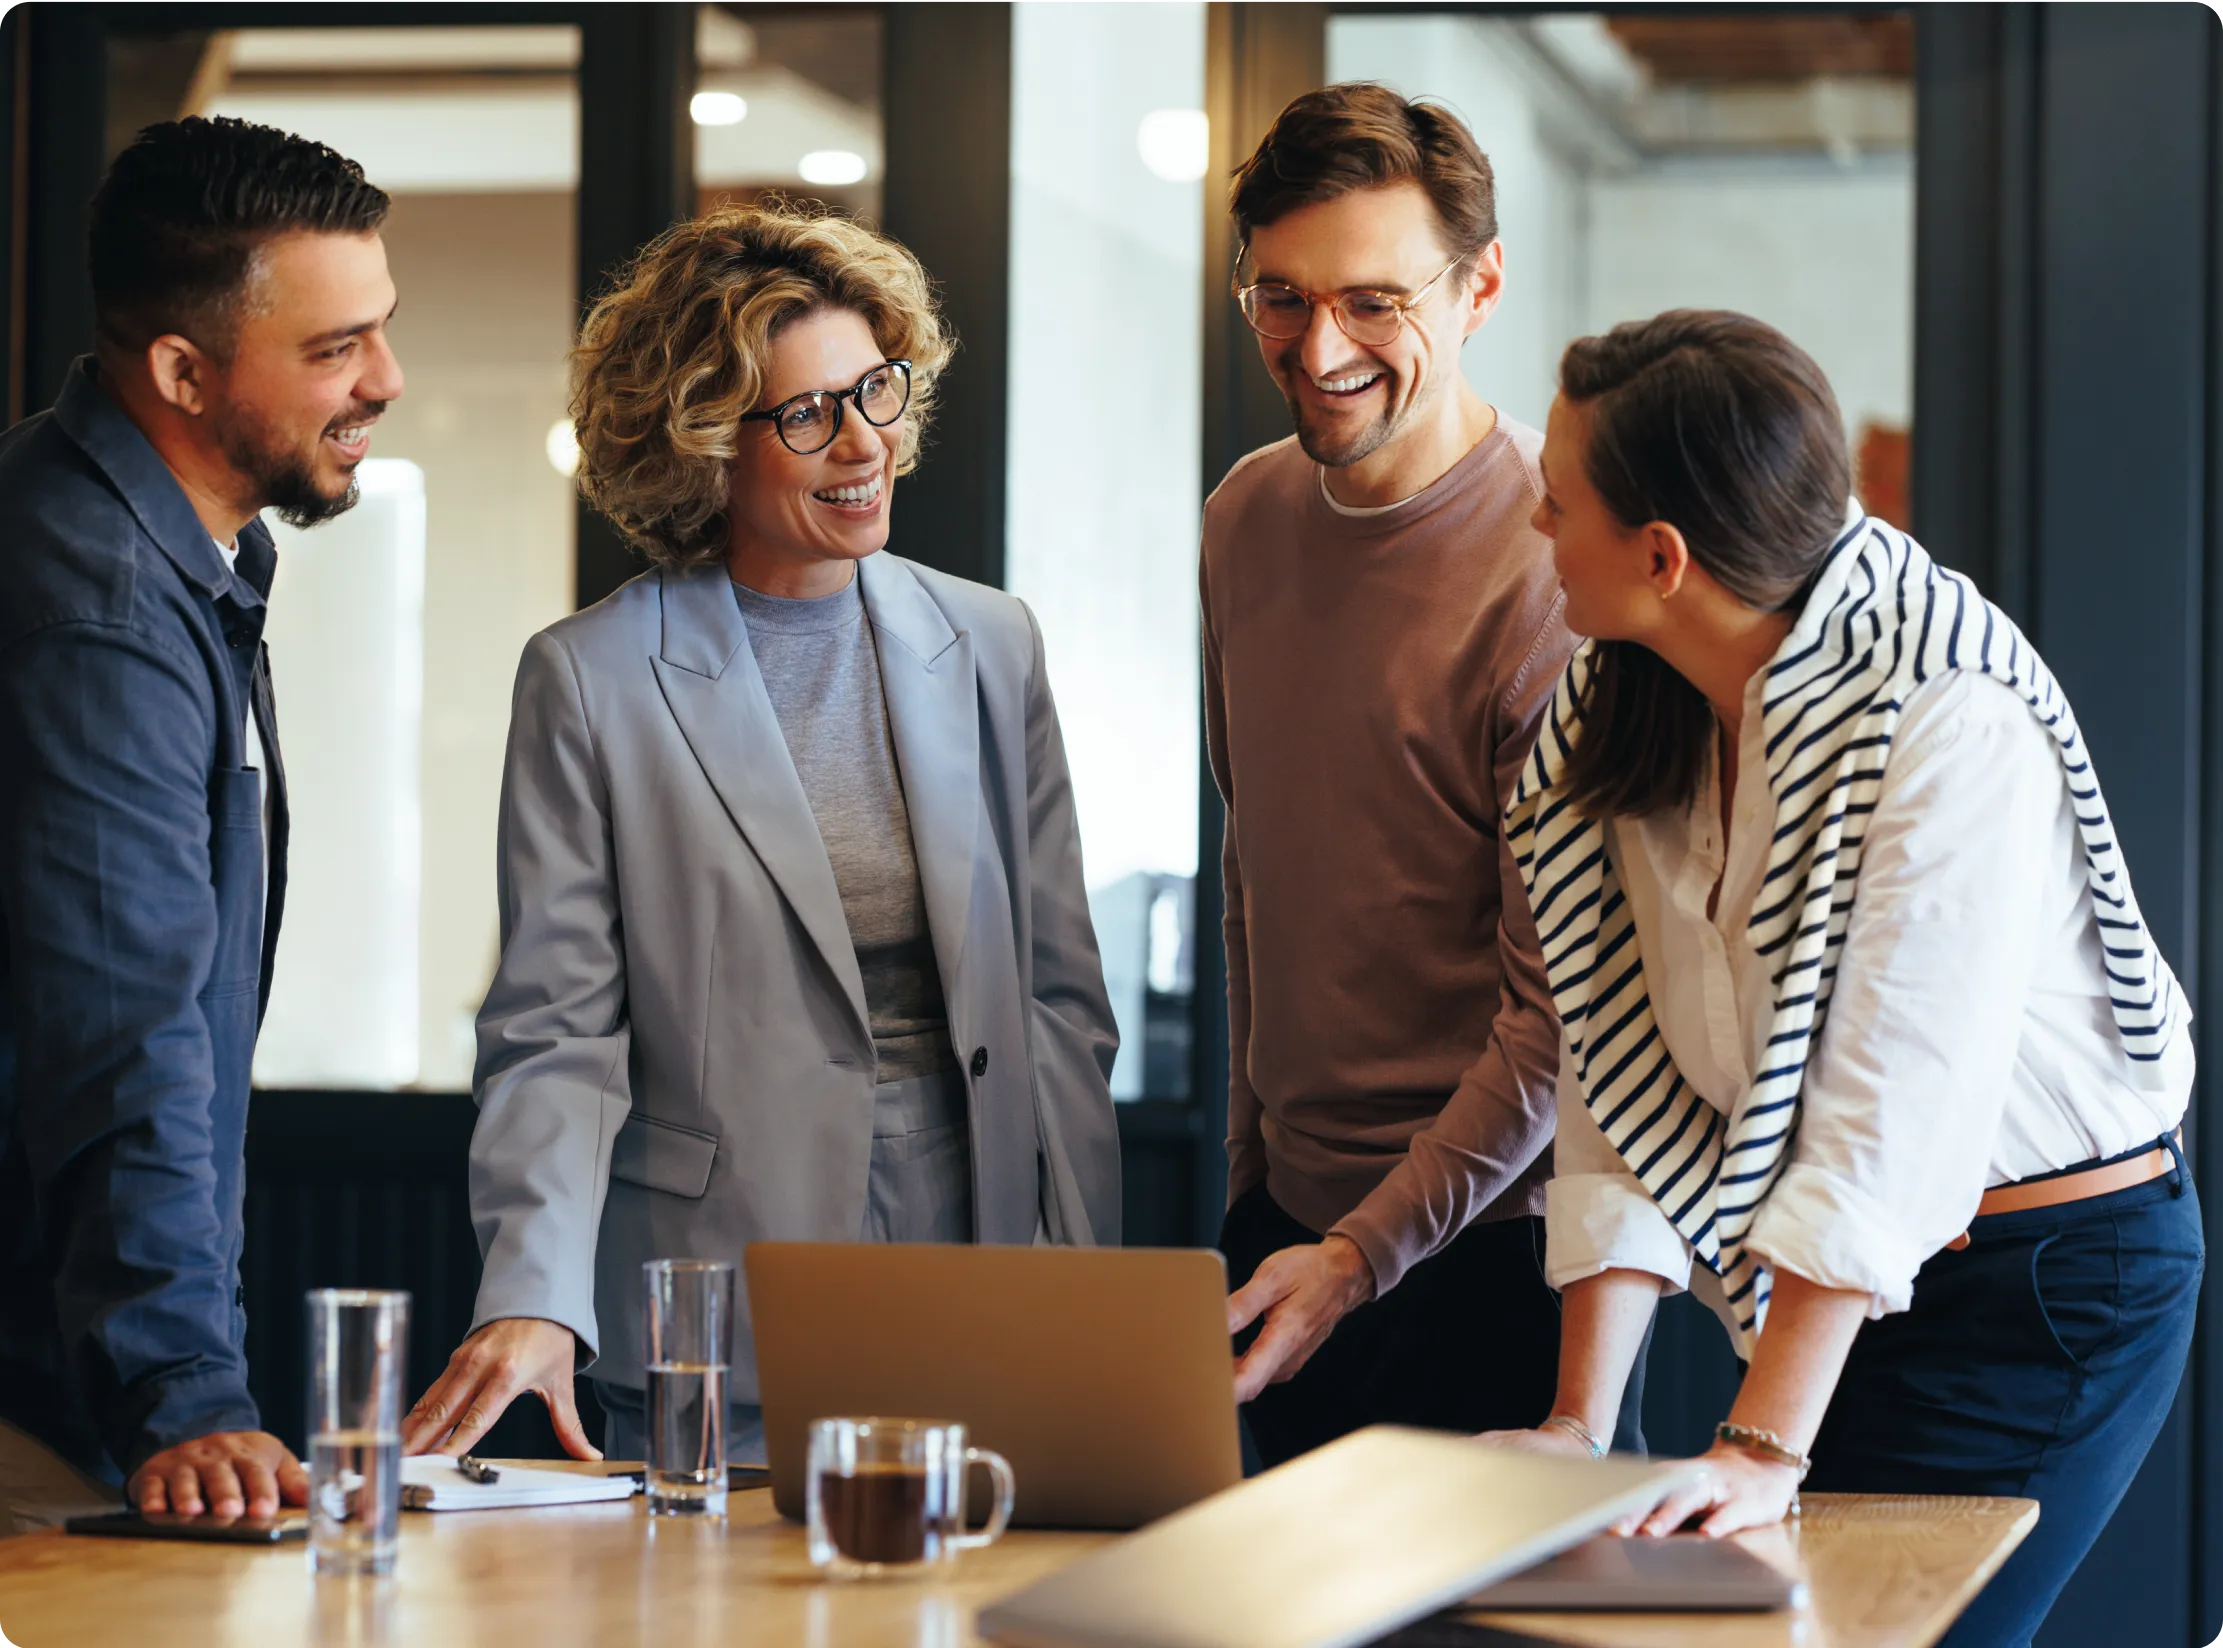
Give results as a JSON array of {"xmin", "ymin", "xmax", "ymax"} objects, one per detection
[
  {"xmin": 977, "ymin": 1425, "xmax": 1705, "ymax": 1648},
  {"xmin": 747, "ymin": 1242, "xmax": 1243, "ymax": 1529}
]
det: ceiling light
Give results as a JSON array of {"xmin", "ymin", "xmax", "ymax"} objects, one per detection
[
  {"xmin": 798, "ymin": 149, "xmax": 868, "ymax": 186},
  {"xmin": 545, "ymin": 418, "xmax": 580, "ymax": 479},
  {"xmin": 1137, "ymin": 109, "xmax": 1209, "ymax": 183},
  {"xmin": 690, "ymin": 91, "xmax": 747, "ymax": 127}
]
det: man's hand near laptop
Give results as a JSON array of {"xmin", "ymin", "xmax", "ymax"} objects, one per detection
[
  {"xmin": 402, "ymin": 1317, "xmax": 602, "ymax": 1460},
  {"xmin": 1225, "ymin": 1233, "xmax": 1377, "ymax": 1403},
  {"xmin": 128, "ymin": 1431, "xmax": 309, "ymax": 1519}
]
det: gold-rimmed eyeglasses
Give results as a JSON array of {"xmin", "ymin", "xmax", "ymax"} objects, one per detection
[{"xmin": 1234, "ymin": 254, "xmax": 1466, "ymax": 347}]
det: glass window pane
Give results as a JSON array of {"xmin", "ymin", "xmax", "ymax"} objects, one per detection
[
  {"xmin": 1007, "ymin": 1, "xmax": 1207, "ymax": 1101},
  {"xmin": 1327, "ymin": 11, "xmax": 1913, "ymax": 523},
  {"xmin": 695, "ymin": 6, "xmax": 883, "ymax": 222},
  {"xmin": 133, "ymin": 25, "xmax": 586, "ymax": 1088}
]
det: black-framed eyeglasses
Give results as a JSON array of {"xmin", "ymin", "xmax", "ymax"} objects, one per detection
[
  {"xmin": 1234, "ymin": 255, "xmax": 1465, "ymax": 347},
  {"xmin": 740, "ymin": 359, "xmax": 912, "ymax": 455}
]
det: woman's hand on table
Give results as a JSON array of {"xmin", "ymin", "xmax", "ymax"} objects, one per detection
[
  {"xmin": 1614, "ymin": 1441, "xmax": 1800, "ymax": 1539},
  {"xmin": 1472, "ymin": 1424, "xmax": 1602, "ymax": 1460},
  {"xmin": 402, "ymin": 1317, "xmax": 601, "ymax": 1461}
]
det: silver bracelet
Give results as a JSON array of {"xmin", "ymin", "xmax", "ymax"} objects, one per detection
[{"xmin": 1541, "ymin": 1413, "xmax": 1606, "ymax": 1460}]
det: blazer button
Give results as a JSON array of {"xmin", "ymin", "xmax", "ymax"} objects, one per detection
[{"xmin": 969, "ymin": 1046, "xmax": 989, "ymax": 1078}]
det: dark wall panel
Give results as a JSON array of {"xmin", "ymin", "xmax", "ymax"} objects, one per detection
[
  {"xmin": 1191, "ymin": 2, "xmax": 1326, "ymax": 1249},
  {"xmin": 2202, "ymin": 10, "xmax": 2223, "ymax": 1630},
  {"xmin": 25, "ymin": 5, "xmax": 101, "ymax": 411},
  {"xmin": 1910, "ymin": 3, "xmax": 2038, "ymax": 612},
  {"xmin": 242, "ymin": 1093, "xmax": 595, "ymax": 1461},
  {"xmin": 880, "ymin": 3, "xmax": 1012, "ymax": 592},
  {"xmin": 1, "ymin": 10, "xmax": 21, "ymax": 426},
  {"xmin": 574, "ymin": 2, "xmax": 694, "ymax": 610},
  {"xmin": 2027, "ymin": 13, "xmax": 2213, "ymax": 1647}
]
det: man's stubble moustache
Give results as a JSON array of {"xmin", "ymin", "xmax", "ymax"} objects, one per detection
[{"xmin": 215, "ymin": 398, "xmax": 388, "ymax": 529}]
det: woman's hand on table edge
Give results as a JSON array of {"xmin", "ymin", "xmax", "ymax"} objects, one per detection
[
  {"xmin": 402, "ymin": 1316, "xmax": 601, "ymax": 1461},
  {"xmin": 1614, "ymin": 1442, "xmax": 1800, "ymax": 1539},
  {"xmin": 1472, "ymin": 1425, "xmax": 1602, "ymax": 1461}
]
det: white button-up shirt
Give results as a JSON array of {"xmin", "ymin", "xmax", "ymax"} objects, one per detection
[
  {"xmin": 1544, "ymin": 667, "xmax": 2192, "ymax": 1328},
  {"xmin": 214, "ymin": 536, "xmax": 272, "ymax": 895}
]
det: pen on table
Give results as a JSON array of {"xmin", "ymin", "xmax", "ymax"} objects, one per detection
[{"xmin": 457, "ymin": 1456, "xmax": 500, "ymax": 1484}]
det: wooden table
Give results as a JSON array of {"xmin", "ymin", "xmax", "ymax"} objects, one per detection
[{"xmin": 0, "ymin": 1465, "xmax": 2032, "ymax": 1648}]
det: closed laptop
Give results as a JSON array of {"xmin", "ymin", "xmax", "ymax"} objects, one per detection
[{"xmin": 976, "ymin": 1425, "xmax": 1700, "ymax": 1648}]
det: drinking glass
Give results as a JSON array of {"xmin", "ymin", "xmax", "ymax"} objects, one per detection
[
  {"xmin": 644, "ymin": 1259, "xmax": 734, "ymax": 1517},
  {"xmin": 306, "ymin": 1288, "xmax": 410, "ymax": 1576},
  {"xmin": 806, "ymin": 1417, "xmax": 1015, "ymax": 1578}
]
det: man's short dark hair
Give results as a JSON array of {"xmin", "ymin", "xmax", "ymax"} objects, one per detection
[
  {"xmin": 88, "ymin": 116, "xmax": 390, "ymax": 357},
  {"xmin": 1230, "ymin": 82, "xmax": 1496, "ymax": 263}
]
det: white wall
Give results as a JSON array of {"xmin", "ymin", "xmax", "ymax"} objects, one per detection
[
  {"xmin": 255, "ymin": 462, "xmax": 425, "ymax": 1088},
  {"xmin": 376, "ymin": 193, "xmax": 578, "ymax": 1087},
  {"xmin": 240, "ymin": 189, "xmax": 577, "ymax": 1091},
  {"xmin": 1328, "ymin": 16, "xmax": 1913, "ymax": 442},
  {"xmin": 1586, "ymin": 162, "xmax": 1912, "ymax": 439},
  {"xmin": 1008, "ymin": 2, "xmax": 1207, "ymax": 1097}
]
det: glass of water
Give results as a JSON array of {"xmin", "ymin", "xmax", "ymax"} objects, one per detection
[
  {"xmin": 305, "ymin": 1288, "xmax": 409, "ymax": 1576},
  {"xmin": 644, "ymin": 1259, "xmax": 733, "ymax": 1517}
]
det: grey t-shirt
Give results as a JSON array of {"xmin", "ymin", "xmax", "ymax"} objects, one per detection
[{"xmin": 733, "ymin": 574, "xmax": 958, "ymax": 1082}]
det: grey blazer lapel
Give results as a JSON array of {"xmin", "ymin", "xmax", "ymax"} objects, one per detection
[
  {"xmin": 861, "ymin": 554, "xmax": 979, "ymax": 1005},
  {"xmin": 650, "ymin": 566, "xmax": 870, "ymax": 1040}
]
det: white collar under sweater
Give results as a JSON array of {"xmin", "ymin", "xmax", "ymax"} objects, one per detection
[{"xmin": 1505, "ymin": 514, "xmax": 2183, "ymax": 1355}]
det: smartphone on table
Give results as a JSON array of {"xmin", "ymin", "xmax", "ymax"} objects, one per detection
[{"xmin": 64, "ymin": 1508, "xmax": 307, "ymax": 1545}]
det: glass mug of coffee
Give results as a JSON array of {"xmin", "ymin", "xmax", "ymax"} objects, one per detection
[{"xmin": 806, "ymin": 1416, "xmax": 1016, "ymax": 1578}]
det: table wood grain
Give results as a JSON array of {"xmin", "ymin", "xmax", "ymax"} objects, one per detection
[
  {"xmin": 0, "ymin": 1463, "xmax": 2032, "ymax": 1648},
  {"xmin": 1457, "ymin": 1494, "xmax": 2037, "ymax": 1648}
]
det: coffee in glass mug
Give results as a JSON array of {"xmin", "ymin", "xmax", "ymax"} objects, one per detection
[{"xmin": 805, "ymin": 1417, "xmax": 1015, "ymax": 1577}]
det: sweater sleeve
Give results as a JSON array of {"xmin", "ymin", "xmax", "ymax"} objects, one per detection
[{"xmin": 1329, "ymin": 598, "xmax": 1576, "ymax": 1293}]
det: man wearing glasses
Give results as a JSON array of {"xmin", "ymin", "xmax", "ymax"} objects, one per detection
[{"xmin": 1208, "ymin": 84, "xmax": 1636, "ymax": 1466}]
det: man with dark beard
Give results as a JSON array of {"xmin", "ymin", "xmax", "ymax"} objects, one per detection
[
  {"xmin": 1205, "ymin": 85, "xmax": 1642, "ymax": 1467},
  {"xmin": 0, "ymin": 117, "xmax": 399, "ymax": 1531}
]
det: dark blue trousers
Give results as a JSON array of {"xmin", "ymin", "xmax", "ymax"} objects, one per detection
[{"xmin": 1804, "ymin": 1155, "xmax": 2204, "ymax": 1648}]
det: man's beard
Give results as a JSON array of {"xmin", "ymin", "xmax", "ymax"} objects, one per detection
[
  {"xmin": 1287, "ymin": 394, "xmax": 1400, "ymax": 469},
  {"xmin": 214, "ymin": 398, "xmax": 381, "ymax": 529},
  {"xmin": 1281, "ymin": 361, "xmax": 1407, "ymax": 470}
]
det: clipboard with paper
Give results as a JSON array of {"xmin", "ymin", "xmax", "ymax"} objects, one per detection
[{"xmin": 398, "ymin": 1456, "xmax": 639, "ymax": 1512}]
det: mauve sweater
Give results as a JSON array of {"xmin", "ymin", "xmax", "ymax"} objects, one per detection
[{"xmin": 1200, "ymin": 418, "xmax": 1576, "ymax": 1294}]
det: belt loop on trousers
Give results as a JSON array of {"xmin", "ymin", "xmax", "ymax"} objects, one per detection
[{"xmin": 2163, "ymin": 1130, "xmax": 2189, "ymax": 1196}]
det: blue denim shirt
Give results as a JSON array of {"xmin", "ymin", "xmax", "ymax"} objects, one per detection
[{"xmin": 0, "ymin": 360, "xmax": 288, "ymax": 1480}]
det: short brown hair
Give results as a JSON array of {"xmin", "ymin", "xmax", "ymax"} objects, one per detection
[
  {"xmin": 571, "ymin": 202, "xmax": 953, "ymax": 569},
  {"xmin": 1229, "ymin": 82, "xmax": 1497, "ymax": 260}
]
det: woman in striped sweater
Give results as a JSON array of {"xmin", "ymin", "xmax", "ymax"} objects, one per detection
[{"xmin": 1481, "ymin": 310, "xmax": 2201, "ymax": 1648}]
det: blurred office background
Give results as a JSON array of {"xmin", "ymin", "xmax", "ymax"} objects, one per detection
[{"xmin": 2, "ymin": 7, "xmax": 2216, "ymax": 1641}]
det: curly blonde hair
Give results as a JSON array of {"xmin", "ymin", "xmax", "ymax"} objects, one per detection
[{"xmin": 570, "ymin": 202, "xmax": 954, "ymax": 568}]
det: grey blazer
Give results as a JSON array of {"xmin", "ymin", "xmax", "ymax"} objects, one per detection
[{"xmin": 465, "ymin": 552, "xmax": 1122, "ymax": 1398}]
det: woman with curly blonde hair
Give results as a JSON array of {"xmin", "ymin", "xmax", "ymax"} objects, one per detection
[{"xmin": 403, "ymin": 204, "xmax": 1121, "ymax": 1465}]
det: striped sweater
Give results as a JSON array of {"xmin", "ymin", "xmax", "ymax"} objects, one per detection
[{"xmin": 1505, "ymin": 515, "xmax": 2182, "ymax": 1355}]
